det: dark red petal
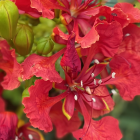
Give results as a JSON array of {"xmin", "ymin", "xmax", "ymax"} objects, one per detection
[
  {"xmin": 50, "ymin": 101, "xmax": 81, "ymax": 138},
  {"xmin": 61, "ymin": 34, "xmax": 81, "ymax": 73},
  {"xmin": 22, "ymin": 79, "xmax": 68, "ymax": 132},
  {"xmin": 0, "ymin": 112, "xmax": 18, "ymax": 140},
  {"xmin": 114, "ymin": 2, "xmax": 140, "ymax": 23},
  {"xmin": 22, "ymin": 48, "xmax": 66, "ymax": 83},
  {"xmin": 0, "ymin": 98, "xmax": 5, "ymax": 113},
  {"xmin": 0, "ymin": 40, "xmax": 22, "ymax": 90}
]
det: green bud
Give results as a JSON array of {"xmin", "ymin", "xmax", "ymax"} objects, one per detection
[
  {"xmin": 13, "ymin": 24, "xmax": 34, "ymax": 56},
  {"xmin": 0, "ymin": 0, "xmax": 19, "ymax": 40},
  {"xmin": 36, "ymin": 37, "xmax": 54, "ymax": 55},
  {"xmin": 22, "ymin": 88, "xmax": 29, "ymax": 100}
]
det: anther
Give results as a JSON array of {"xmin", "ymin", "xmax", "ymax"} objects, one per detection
[
  {"xmin": 81, "ymin": 80, "xmax": 83, "ymax": 87},
  {"xmin": 94, "ymin": 79, "xmax": 96, "ymax": 85},
  {"xmin": 19, "ymin": 133, "xmax": 23, "ymax": 137},
  {"xmin": 74, "ymin": 95, "xmax": 78, "ymax": 101},
  {"xmin": 125, "ymin": 33, "xmax": 130, "ymax": 37},
  {"xmin": 94, "ymin": 59, "xmax": 99, "ymax": 64},
  {"xmin": 86, "ymin": 86, "xmax": 92, "ymax": 94},
  {"xmin": 28, "ymin": 134, "xmax": 33, "ymax": 140},
  {"xmin": 112, "ymin": 72, "xmax": 116, "ymax": 78},
  {"xmin": 111, "ymin": 89, "xmax": 117, "ymax": 95},
  {"xmin": 98, "ymin": 79, "xmax": 102, "ymax": 84},
  {"xmin": 15, "ymin": 136, "xmax": 18, "ymax": 140},
  {"xmin": 111, "ymin": 13, "xmax": 117, "ymax": 16},
  {"xmin": 92, "ymin": 98, "xmax": 96, "ymax": 102},
  {"xmin": 91, "ymin": 73, "xmax": 94, "ymax": 78}
]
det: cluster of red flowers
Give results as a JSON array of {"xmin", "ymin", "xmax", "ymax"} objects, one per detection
[{"xmin": 1, "ymin": 0, "xmax": 140, "ymax": 140}]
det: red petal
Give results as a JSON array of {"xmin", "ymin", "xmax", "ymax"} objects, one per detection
[
  {"xmin": 74, "ymin": 21, "xmax": 99, "ymax": 48},
  {"xmin": 0, "ymin": 98, "xmax": 5, "ymax": 113},
  {"xmin": 114, "ymin": 2, "xmax": 140, "ymax": 23},
  {"xmin": 62, "ymin": 93, "xmax": 75, "ymax": 120},
  {"xmin": 0, "ymin": 40, "xmax": 22, "ymax": 90},
  {"xmin": 96, "ymin": 20, "xmax": 123, "ymax": 57},
  {"xmin": 22, "ymin": 79, "xmax": 68, "ymax": 132},
  {"xmin": 12, "ymin": 0, "xmax": 41, "ymax": 18},
  {"xmin": 0, "ymin": 112, "xmax": 18, "ymax": 140},
  {"xmin": 72, "ymin": 98, "xmax": 122, "ymax": 140},
  {"xmin": 105, "ymin": 52, "xmax": 140, "ymax": 100},
  {"xmin": 31, "ymin": 0, "xmax": 54, "ymax": 19},
  {"xmin": 50, "ymin": 102, "xmax": 81, "ymax": 138},
  {"xmin": 22, "ymin": 48, "xmax": 66, "ymax": 83}
]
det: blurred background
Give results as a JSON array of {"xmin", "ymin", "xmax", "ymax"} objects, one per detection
[{"xmin": 2, "ymin": 0, "xmax": 140, "ymax": 140}]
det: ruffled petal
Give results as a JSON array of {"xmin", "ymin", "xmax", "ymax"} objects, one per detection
[
  {"xmin": 114, "ymin": 2, "xmax": 140, "ymax": 23},
  {"xmin": 22, "ymin": 48, "xmax": 66, "ymax": 83},
  {"xmin": 22, "ymin": 79, "xmax": 68, "ymax": 132},
  {"xmin": 0, "ymin": 40, "xmax": 22, "ymax": 90}
]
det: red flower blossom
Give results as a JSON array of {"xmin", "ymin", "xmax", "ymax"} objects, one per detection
[
  {"xmin": 22, "ymin": 34, "xmax": 115, "ymax": 137},
  {"xmin": 32, "ymin": 0, "xmax": 100, "ymax": 48},
  {"xmin": 0, "ymin": 40, "xmax": 22, "ymax": 90},
  {"xmin": 22, "ymin": 47, "xmax": 66, "ymax": 83}
]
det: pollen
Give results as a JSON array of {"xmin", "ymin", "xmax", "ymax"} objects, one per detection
[
  {"xmin": 111, "ymin": 89, "xmax": 117, "ymax": 95},
  {"xmin": 94, "ymin": 79, "xmax": 96, "ymax": 85},
  {"xmin": 81, "ymin": 80, "xmax": 83, "ymax": 87},
  {"xmin": 112, "ymin": 72, "xmax": 116, "ymax": 78},
  {"xmin": 98, "ymin": 79, "xmax": 102, "ymax": 84},
  {"xmin": 94, "ymin": 59, "xmax": 99, "ymax": 64},
  {"xmin": 91, "ymin": 73, "xmax": 94, "ymax": 77},
  {"xmin": 92, "ymin": 98, "xmax": 96, "ymax": 102},
  {"xmin": 74, "ymin": 95, "xmax": 78, "ymax": 101},
  {"xmin": 86, "ymin": 86, "xmax": 92, "ymax": 94},
  {"xmin": 28, "ymin": 134, "xmax": 33, "ymax": 140}
]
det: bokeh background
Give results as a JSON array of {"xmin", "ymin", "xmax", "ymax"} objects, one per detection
[{"xmin": 2, "ymin": 0, "xmax": 140, "ymax": 139}]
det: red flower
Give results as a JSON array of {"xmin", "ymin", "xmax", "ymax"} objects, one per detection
[
  {"xmin": 32, "ymin": 0, "xmax": 100, "ymax": 48},
  {"xmin": 22, "ymin": 47, "xmax": 66, "ymax": 83},
  {"xmin": 0, "ymin": 40, "xmax": 22, "ymax": 90}
]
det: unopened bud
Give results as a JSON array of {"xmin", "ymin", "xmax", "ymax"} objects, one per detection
[
  {"xmin": 0, "ymin": 0, "xmax": 19, "ymax": 40},
  {"xmin": 36, "ymin": 37, "xmax": 54, "ymax": 55},
  {"xmin": 13, "ymin": 24, "xmax": 34, "ymax": 56}
]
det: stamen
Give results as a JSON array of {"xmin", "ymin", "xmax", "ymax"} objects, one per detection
[
  {"xmin": 28, "ymin": 134, "xmax": 33, "ymax": 140},
  {"xmin": 92, "ymin": 98, "xmax": 96, "ymax": 102},
  {"xmin": 19, "ymin": 133, "xmax": 23, "ymax": 137},
  {"xmin": 111, "ymin": 89, "xmax": 117, "ymax": 95},
  {"xmin": 112, "ymin": 72, "xmax": 116, "ymax": 78},
  {"xmin": 86, "ymin": 86, "xmax": 92, "ymax": 94},
  {"xmin": 98, "ymin": 79, "xmax": 102, "ymax": 84},
  {"xmin": 125, "ymin": 33, "xmax": 130, "ymax": 37},
  {"xmin": 94, "ymin": 59, "xmax": 99, "ymax": 64},
  {"xmin": 74, "ymin": 95, "xmax": 78, "ymax": 101},
  {"xmin": 94, "ymin": 79, "xmax": 96, "ymax": 85},
  {"xmin": 81, "ymin": 80, "xmax": 83, "ymax": 87},
  {"xmin": 91, "ymin": 73, "xmax": 94, "ymax": 78},
  {"xmin": 15, "ymin": 136, "xmax": 18, "ymax": 140}
]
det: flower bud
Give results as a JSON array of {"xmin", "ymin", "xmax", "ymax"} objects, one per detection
[
  {"xmin": 0, "ymin": 0, "xmax": 19, "ymax": 40},
  {"xmin": 36, "ymin": 37, "xmax": 54, "ymax": 55},
  {"xmin": 13, "ymin": 24, "xmax": 34, "ymax": 56}
]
